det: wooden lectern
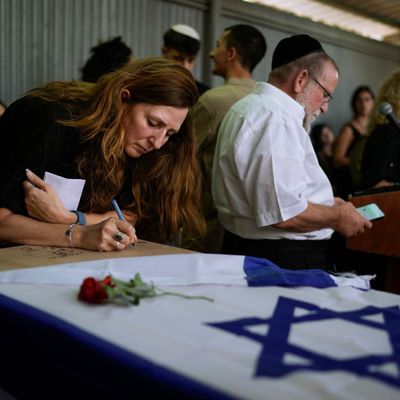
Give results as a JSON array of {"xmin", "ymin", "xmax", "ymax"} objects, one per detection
[{"xmin": 347, "ymin": 188, "xmax": 400, "ymax": 293}]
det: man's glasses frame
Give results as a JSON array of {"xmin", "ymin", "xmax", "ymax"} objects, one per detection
[{"xmin": 311, "ymin": 76, "xmax": 333, "ymax": 103}]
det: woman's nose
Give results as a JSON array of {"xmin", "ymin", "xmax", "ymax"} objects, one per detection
[{"xmin": 149, "ymin": 132, "xmax": 166, "ymax": 149}]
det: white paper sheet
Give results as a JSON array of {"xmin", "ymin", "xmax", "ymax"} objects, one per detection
[{"xmin": 44, "ymin": 171, "xmax": 85, "ymax": 210}]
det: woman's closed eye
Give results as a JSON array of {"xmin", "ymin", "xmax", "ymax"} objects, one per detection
[
  {"xmin": 148, "ymin": 119, "xmax": 177, "ymax": 136},
  {"xmin": 148, "ymin": 119, "xmax": 161, "ymax": 129}
]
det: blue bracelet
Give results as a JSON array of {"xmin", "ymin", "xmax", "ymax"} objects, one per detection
[{"xmin": 70, "ymin": 210, "xmax": 86, "ymax": 225}]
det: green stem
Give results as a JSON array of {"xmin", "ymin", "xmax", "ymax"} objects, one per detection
[{"xmin": 159, "ymin": 291, "xmax": 214, "ymax": 302}]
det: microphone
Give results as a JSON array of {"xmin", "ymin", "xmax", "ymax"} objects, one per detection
[{"xmin": 379, "ymin": 102, "xmax": 400, "ymax": 133}]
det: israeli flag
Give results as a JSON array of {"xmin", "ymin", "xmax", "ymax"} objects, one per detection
[{"xmin": 0, "ymin": 253, "xmax": 398, "ymax": 400}]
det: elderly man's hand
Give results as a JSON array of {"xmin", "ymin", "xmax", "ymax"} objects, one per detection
[{"xmin": 335, "ymin": 202, "xmax": 372, "ymax": 237}]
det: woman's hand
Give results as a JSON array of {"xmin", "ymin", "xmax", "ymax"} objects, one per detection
[
  {"xmin": 0, "ymin": 207, "xmax": 136, "ymax": 251},
  {"xmin": 23, "ymin": 170, "xmax": 139, "ymax": 227},
  {"xmin": 77, "ymin": 217, "xmax": 137, "ymax": 251},
  {"xmin": 119, "ymin": 210, "xmax": 138, "ymax": 226},
  {"xmin": 23, "ymin": 169, "xmax": 76, "ymax": 224}
]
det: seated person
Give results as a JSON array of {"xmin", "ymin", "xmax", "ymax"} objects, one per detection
[
  {"xmin": 0, "ymin": 58, "xmax": 205, "ymax": 251},
  {"xmin": 81, "ymin": 36, "xmax": 133, "ymax": 82}
]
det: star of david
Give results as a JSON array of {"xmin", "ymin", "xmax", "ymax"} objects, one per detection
[{"xmin": 208, "ymin": 296, "xmax": 400, "ymax": 388}]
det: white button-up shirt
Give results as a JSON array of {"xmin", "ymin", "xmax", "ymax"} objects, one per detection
[{"xmin": 212, "ymin": 82, "xmax": 334, "ymax": 240}]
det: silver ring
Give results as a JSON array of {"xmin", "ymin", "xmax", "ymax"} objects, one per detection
[{"xmin": 114, "ymin": 232, "xmax": 124, "ymax": 241}]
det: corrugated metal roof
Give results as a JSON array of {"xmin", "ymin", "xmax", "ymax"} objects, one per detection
[{"xmin": 245, "ymin": 0, "xmax": 400, "ymax": 45}]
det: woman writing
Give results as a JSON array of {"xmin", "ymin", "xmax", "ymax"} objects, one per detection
[{"xmin": 0, "ymin": 58, "xmax": 205, "ymax": 251}]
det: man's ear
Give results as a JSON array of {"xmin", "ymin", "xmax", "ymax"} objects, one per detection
[
  {"xmin": 161, "ymin": 46, "xmax": 167, "ymax": 56},
  {"xmin": 294, "ymin": 69, "xmax": 310, "ymax": 94},
  {"xmin": 227, "ymin": 47, "xmax": 238, "ymax": 62},
  {"xmin": 121, "ymin": 89, "xmax": 131, "ymax": 102}
]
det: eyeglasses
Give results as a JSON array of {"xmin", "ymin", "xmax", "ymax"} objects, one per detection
[{"xmin": 311, "ymin": 77, "xmax": 333, "ymax": 103}]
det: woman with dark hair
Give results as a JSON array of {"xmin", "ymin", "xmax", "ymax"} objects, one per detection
[
  {"xmin": 0, "ymin": 58, "xmax": 205, "ymax": 250},
  {"xmin": 361, "ymin": 69, "xmax": 400, "ymax": 189},
  {"xmin": 333, "ymin": 85, "xmax": 374, "ymax": 197},
  {"xmin": 81, "ymin": 36, "xmax": 133, "ymax": 83}
]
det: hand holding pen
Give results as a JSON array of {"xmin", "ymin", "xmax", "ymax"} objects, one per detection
[{"xmin": 112, "ymin": 198, "xmax": 136, "ymax": 247}]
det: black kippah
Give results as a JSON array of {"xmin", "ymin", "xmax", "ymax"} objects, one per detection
[{"xmin": 271, "ymin": 34, "xmax": 324, "ymax": 70}]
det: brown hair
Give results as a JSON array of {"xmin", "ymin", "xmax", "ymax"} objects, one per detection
[
  {"xmin": 368, "ymin": 68, "xmax": 400, "ymax": 133},
  {"xmin": 28, "ymin": 57, "xmax": 205, "ymax": 242}
]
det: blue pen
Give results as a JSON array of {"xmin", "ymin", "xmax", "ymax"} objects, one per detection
[
  {"xmin": 111, "ymin": 198, "xmax": 125, "ymax": 221},
  {"xmin": 112, "ymin": 198, "xmax": 135, "ymax": 246}
]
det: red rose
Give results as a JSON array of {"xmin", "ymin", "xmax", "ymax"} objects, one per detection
[
  {"xmin": 78, "ymin": 277, "xmax": 109, "ymax": 304},
  {"xmin": 99, "ymin": 275, "xmax": 114, "ymax": 287},
  {"xmin": 77, "ymin": 273, "xmax": 213, "ymax": 306}
]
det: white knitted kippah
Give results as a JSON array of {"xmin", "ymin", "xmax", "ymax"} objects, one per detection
[{"xmin": 171, "ymin": 24, "xmax": 200, "ymax": 40}]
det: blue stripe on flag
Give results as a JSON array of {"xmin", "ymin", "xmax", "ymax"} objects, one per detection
[{"xmin": 243, "ymin": 256, "xmax": 336, "ymax": 288}]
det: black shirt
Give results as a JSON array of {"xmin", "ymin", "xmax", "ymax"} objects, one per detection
[
  {"xmin": 0, "ymin": 96, "xmax": 83, "ymax": 215},
  {"xmin": 361, "ymin": 123, "xmax": 400, "ymax": 189}
]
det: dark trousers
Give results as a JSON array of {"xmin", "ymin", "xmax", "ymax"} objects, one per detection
[{"xmin": 221, "ymin": 230, "xmax": 330, "ymax": 270}]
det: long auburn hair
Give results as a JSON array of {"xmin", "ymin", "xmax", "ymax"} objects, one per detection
[
  {"xmin": 368, "ymin": 68, "xmax": 400, "ymax": 133},
  {"xmin": 27, "ymin": 57, "xmax": 205, "ymax": 242}
]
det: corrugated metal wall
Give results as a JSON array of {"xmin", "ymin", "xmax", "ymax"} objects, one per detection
[
  {"xmin": 1, "ymin": 0, "xmax": 400, "ymax": 132},
  {"xmin": 0, "ymin": 0, "xmax": 208, "ymax": 104}
]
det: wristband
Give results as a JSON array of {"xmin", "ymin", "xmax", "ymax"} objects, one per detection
[{"xmin": 70, "ymin": 210, "xmax": 86, "ymax": 225}]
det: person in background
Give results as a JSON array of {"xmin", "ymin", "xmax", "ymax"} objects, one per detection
[
  {"xmin": 0, "ymin": 100, "xmax": 6, "ymax": 117},
  {"xmin": 361, "ymin": 69, "xmax": 400, "ymax": 189},
  {"xmin": 0, "ymin": 58, "xmax": 205, "ymax": 250},
  {"xmin": 212, "ymin": 34, "xmax": 371, "ymax": 270},
  {"xmin": 333, "ymin": 85, "xmax": 374, "ymax": 197},
  {"xmin": 162, "ymin": 24, "xmax": 209, "ymax": 95},
  {"xmin": 81, "ymin": 36, "xmax": 133, "ymax": 83},
  {"xmin": 186, "ymin": 24, "xmax": 266, "ymax": 253},
  {"xmin": 310, "ymin": 123, "xmax": 337, "ymax": 192}
]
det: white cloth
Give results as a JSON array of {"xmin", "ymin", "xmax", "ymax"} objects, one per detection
[
  {"xmin": 0, "ymin": 253, "xmax": 374, "ymax": 290},
  {"xmin": 212, "ymin": 82, "xmax": 334, "ymax": 240},
  {"xmin": 0, "ymin": 253, "xmax": 247, "ymax": 286}
]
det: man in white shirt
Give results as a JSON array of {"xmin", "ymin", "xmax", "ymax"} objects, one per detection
[
  {"xmin": 187, "ymin": 24, "xmax": 266, "ymax": 253},
  {"xmin": 212, "ymin": 34, "xmax": 371, "ymax": 270}
]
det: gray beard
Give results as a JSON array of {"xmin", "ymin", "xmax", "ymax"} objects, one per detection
[
  {"xmin": 296, "ymin": 95, "xmax": 315, "ymax": 133},
  {"xmin": 303, "ymin": 113, "xmax": 314, "ymax": 133}
]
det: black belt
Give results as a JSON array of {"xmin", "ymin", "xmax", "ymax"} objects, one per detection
[{"xmin": 223, "ymin": 230, "xmax": 329, "ymax": 252}]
